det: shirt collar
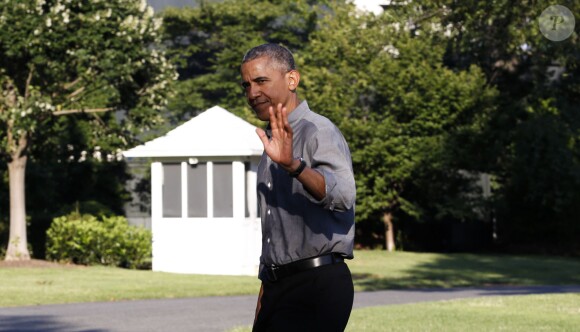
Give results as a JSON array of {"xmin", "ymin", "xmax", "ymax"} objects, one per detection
[{"xmin": 287, "ymin": 100, "xmax": 309, "ymax": 126}]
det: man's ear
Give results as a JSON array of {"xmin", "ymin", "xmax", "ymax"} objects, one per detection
[{"xmin": 287, "ymin": 70, "xmax": 300, "ymax": 92}]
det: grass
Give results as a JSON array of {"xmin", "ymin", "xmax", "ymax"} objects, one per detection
[
  {"xmin": 0, "ymin": 266, "xmax": 259, "ymax": 307},
  {"xmin": 1, "ymin": 250, "xmax": 579, "ymax": 307},
  {"xmin": 230, "ymin": 293, "xmax": 580, "ymax": 332},
  {"xmin": 348, "ymin": 251, "xmax": 580, "ymax": 290},
  {"xmin": 346, "ymin": 293, "xmax": 580, "ymax": 331}
]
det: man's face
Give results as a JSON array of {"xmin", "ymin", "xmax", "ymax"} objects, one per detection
[{"xmin": 240, "ymin": 56, "xmax": 292, "ymax": 121}]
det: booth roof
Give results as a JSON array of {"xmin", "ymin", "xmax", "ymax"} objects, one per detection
[{"xmin": 123, "ymin": 106, "xmax": 264, "ymax": 158}]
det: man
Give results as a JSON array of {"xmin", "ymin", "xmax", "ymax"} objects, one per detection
[{"xmin": 241, "ymin": 43, "xmax": 356, "ymax": 332}]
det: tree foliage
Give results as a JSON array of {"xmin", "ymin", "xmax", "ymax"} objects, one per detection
[
  {"xmin": 424, "ymin": 0, "xmax": 580, "ymax": 252},
  {"xmin": 0, "ymin": 0, "xmax": 176, "ymax": 147},
  {"xmin": 161, "ymin": 0, "xmax": 324, "ymax": 124}
]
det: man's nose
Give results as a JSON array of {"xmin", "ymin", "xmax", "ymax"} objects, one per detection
[{"xmin": 249, "ymin": 83, "xmax": 261, "ymax": 98}]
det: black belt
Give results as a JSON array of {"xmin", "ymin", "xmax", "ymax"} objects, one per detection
[{"xmin": 265, "ymin": 253, "xmax": 344, "ymax": 282}]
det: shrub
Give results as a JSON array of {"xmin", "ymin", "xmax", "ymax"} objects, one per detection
[{"xmin": 46, "ymin": 213, "xmax": 151, "ymax": 269}]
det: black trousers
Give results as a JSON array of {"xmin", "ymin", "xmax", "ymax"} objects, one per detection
[{"xmin": 253, "ymin": 262, "xmax": 354, "ymax": 332}]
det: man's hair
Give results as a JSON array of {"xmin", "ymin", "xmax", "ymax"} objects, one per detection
[{"xmin": 242, "ymin": 43, "xmax": 296, "ymax": 72}]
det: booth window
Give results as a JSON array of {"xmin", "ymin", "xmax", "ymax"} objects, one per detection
[
  {"xmin": 162, "ymin": 163, "xmax": 181, "ymax": 217},
  {"xmin": 188, "ymin": 163, "xmax": 208, "ymax": 217},
  {"xmin": 213, "ymin": 162, "xmax": 233, "ymax": 217}
]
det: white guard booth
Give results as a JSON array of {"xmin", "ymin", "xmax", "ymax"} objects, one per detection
[{"xmin": 123, "ymin": 106, "xmax": 263, "ymax": 275}]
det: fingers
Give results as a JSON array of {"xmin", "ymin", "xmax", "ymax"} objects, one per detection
[
  {"xmin": 277, "ymin": 104, "xmax": 285, "ymax": 133},
  {"xmin": 268, "ymin": 103, "xmax": 288, "ymax": 135},
  {"xmin": 282, "ymin": 107, "xmax": 293, "ymax": 136},
  {"xmin": 268, "ymin": 105, "xmax": 277, "ymax": 130},
  {"xmin": 277, "ymin": 104, "xmax": 293, "ymax": 138}
]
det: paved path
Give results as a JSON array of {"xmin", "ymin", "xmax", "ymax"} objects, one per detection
[{"xmin": 1, "ymin": 285, "xmax": 579, "ymax": 332}]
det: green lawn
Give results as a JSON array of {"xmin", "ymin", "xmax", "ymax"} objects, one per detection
[
  {"xmin": 348, "ymin": 251, "xmax": 580, "ymax": 290},
  {"xmin": 346, "ymin": 293, "xmax": 580, "ymax": 332},
  {"xmin": 230, "ymin": 293, "xmax": 580, "ymax": 332},
  {"xmin": 1, "ymin": 250, "xmax": 579, "ymax": 307},
  {"xmin": 0, "ymin": 266, "xmax": 259, "ymax": 307}
]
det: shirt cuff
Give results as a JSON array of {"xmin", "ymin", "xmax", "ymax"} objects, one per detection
[{"xmin": 307, "ymin": 168, "xmax": 337, "ymax": 210}]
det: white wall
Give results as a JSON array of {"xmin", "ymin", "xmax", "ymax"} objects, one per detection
[
  {"xmin": 150, "ymin": 160, "xmax": 261, "ymax": 275},
  {"xmin": 152, "ymin": 217, "xmax": 261, "ymax": 275}
]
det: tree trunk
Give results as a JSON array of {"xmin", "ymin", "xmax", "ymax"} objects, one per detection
[
  {"xmin": 383, "ymin": 211, "xmax": 395, "ymax": 252},
  {"xmin": 5, "ymin": 144, "xmax": 30, "ymax": 261}
]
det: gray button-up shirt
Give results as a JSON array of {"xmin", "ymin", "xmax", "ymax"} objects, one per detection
[{"xmin": 257, "ymin": 100, "xmax": 356, "ymax": 280}]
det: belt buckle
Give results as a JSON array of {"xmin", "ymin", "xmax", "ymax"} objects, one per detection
[{"xmin": 266, "ymin": 265, "xmax": 279, "ymax": 282}]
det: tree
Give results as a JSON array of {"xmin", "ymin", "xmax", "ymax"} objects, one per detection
[
  {"xmin": 0, "ymin": 0, "xmax": 176, "ymax": 260},
  {"xmin": 300, "ymin": 3, "xmax": 496, "ymax": 250}
]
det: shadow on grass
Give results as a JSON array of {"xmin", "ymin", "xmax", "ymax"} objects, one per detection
[
  {"xmin": 352, "ymin": 253, "xmax": 580, "ymax": 291},
  {"xmin": 0, "ymin": 315, "xmax": 105, "ymax": 332}
]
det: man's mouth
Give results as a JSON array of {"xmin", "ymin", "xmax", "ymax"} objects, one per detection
[{"xmin": 251, "ymin": 100, "xmax": 269, "ymax": 108}]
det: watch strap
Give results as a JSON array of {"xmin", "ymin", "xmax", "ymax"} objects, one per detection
[{"xmin": 289, "ymin": 157, "xmax": 306, "ymax": 177}]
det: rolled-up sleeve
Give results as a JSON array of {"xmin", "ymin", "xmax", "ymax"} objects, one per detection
[{"xmin": 305, "ymin": 126, "xmax": 356, "ymax": 212}]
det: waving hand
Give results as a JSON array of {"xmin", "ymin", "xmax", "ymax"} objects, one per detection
[{"xmin": 256, "ymin": 103, "xmax": 294, "ymax": 170}]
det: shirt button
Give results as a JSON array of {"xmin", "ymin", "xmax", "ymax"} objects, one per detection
[
  {"xmin": 267, "ymin": 182, "xmax": 271, "ymax": 188},
  {"xmin": 267, "ymin": 209, "xmax": 271, "ymax": 215},
  {"xmin": 267, "ymin": 238, "xmax": 270, "ymax": 243}
]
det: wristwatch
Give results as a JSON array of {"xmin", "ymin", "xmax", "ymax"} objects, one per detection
[{"xmin": 288, "ymin": 157, "xmax": 306, "ymax": 178}]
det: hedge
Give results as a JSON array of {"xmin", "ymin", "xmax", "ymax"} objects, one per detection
[{"xmin": 46, "ymin": 213, "xmax": 151, "ymax": 269}]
